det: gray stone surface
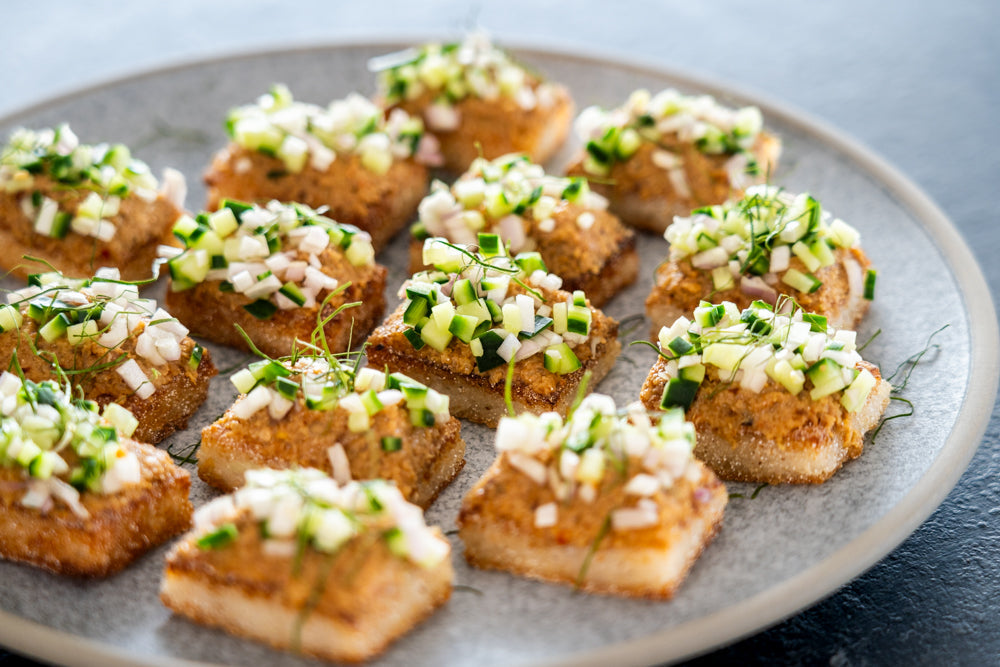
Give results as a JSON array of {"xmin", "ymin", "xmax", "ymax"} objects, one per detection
[{"xmin": 0, "ymin": 1, "xmax": 998, "ymax": 664}]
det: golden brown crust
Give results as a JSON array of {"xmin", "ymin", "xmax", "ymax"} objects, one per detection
[
  {"xmin": 164, "ymin": 249, "xmax": 387, "ymax": 358},
  {"xmin": 0, "ymin": 440, "xmax": 191, "ymax": 577},
  {"xmin": 409, "ymin": 203, "xmax": 638, "ymax": 307},
  {"xmin": 366, "ymin": 286, "xmax": 621, "ymax": 427},
  {"xmin": 0, "ymin": 319, "xmax": 217, "ymax": 444},
  {"xmin": 645, "ymin": 246, "xmax": 873, "ymax": 338},
  {"xmin": 640, "ymin": 358, "xmax": 891, "ymax": 484},
  {"xmin": 391, "ymin": 82, "xmax": 574, "ymax": 173},
  {"xmin": 198, "ymin": 399, "xmax": 465, "ymax": 508},
  {"xmin": 567, "ymin": 132, "xmax": 781, "ymax": 234},
  {"xmin": 458, "ymin": 455, "xmax": 727, "ymax": 598},
  {"xmin": 161, "ymin": 511, "xmax": 453, "ymax": 663},
  {"xmin": 203, "ymin": 147, "xmax": 427, "ymax": 252},
  {"xmin": 0, "ymin": 175, "xmax": 181, "ymax": 282}
]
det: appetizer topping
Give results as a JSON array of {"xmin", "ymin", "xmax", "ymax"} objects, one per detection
[
  {"xmin": 0, "ymin": 124, "xmax": 185, "ymax": 241},
  {"xmin": 162, "ymin": 199, "xmax": 374, "ymax": 318},
  {"xmin": 411, "ymin": 153, "xmax": 609, "ymax": 248},
  {"xmin": 654, "ymin": 299, "xmax": 877, "ymax": 412},
  {"xmin": 664, "ymin": 185, "xmax": 871, "ymax": 302},
  {"xmin": 575, "ymin": 88, "xmax": 764, "ymax": 178},
  {"xmin": 4, "ymin": 268, "xmax": 201, "ymax": 396},
  {"xmin": 494, "ymin": 393, "xmax": 696, "ymax": 530},
  {"xmin": 192, "ymin": 467, "xmax": 450, "ymax": 567},
  {"xmin": 371, "ymin": 32, "xmax": 561, "ymax": 117},
  {"xmin": 229, "ymin": 352, "xmax": 450, "ymax": 432},
  {"xmin": 225, "ymin": 85, "xmax": 440, "ymax": 174},
  {"xmin": 403, "ymin": 234, "xmax": 592, "ymax": 374},
  {"xmin": 0, "ymin": 374, "xmax": 142, "ymax": 517}
]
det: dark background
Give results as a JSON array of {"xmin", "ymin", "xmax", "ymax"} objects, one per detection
[{"xmin": 2, "ymin": 1, "xmax": 998, "ymax": 664}]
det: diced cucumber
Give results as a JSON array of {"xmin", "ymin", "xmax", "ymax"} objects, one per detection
[
  {"xmin": 196, "ymin": 523, "xmax": 239, "ymax": 550},
  {"xmin": 696, "ymin": 232, "xmax": 718, "ymax": 251},
  {"xmin": 243, "ymin": 299, "xmax": 278, "ymax": 320},
  {"xmin": 278, "ymin": 282, "xmax": 306, "ymax": 306},
  {"xmin": 184, "ymin": 345, "xmax": 203, "ymax": 373},
  {"xmin": 470, "ymin": 337, "xmax": 484, "ymax": 356},
  {"xmin": 711, "ymin": 266, "xmax": 735, "ymax": 291},
  {"xmin": 168, "ymin": 249, "xmax": 210, "ymax": 290},
  {"xmin": 520, "ymin": 315, "xmax": 553, "ymax": 339},
  {"xmin": 765, "ymin": 359, "xmax": 805, "ymax": 395},
  {"xmin": 478, "ymin": 232, "xmax": 502, "ymax": 257},
  {"xmin": 172, "ymin": 214, "xmax": 200, "ymax": 244},
  {"xmin": 543, "ymin": 343, "xmax": 581, "ymax": 374},
  {"xmin": 678, "ymin": 363, "xmax": 706, "ymax": 383},
  {"xmin": 403, "ymin": 297, "xmax": 430, "ymax": 326},
  {"xmin": 0, "ymin": 304, "xmax": 23, "ymax": 332},
  {"xmin": 806, "ymin": 358, "xmax": 847, "ymax": 399},
  {"xmin": 360, "ymin": 389, "xmax": 383, "ymax": 416},
  {"xmin": 381, "ymin": 436, "xmax": 403, "ymax": 452},
  {"xmin": 39, "ymin": 312, "xmax": 71, "ymax": 342},
  {"xmin": 455, "ymin": 299, "xmax": 490, "ymax": 325},
  {"xmin": 566, "ymin": 305, "xmax": 591, "ymax": 336},
  {"xmin": 274, "ymin": 376, "xmax": 299, "ymax": 400},
  {"xmin": 208, "ymin": 207, "xmax": 240, "ymax": 237},
  {"xmin": 514, "ymin": 252, "xmax": 546, "ymax": 276},
  {"xmin": 502, "ymin": 303, "xmax": 522, "ymax": 334},
  {"xmin": 485, "ymin": 298, "xmax": 503, "ymax": 323},
  {"xmin": 809, "ymin": 239, "xmax": 836, "ymax": 268},
  {"xmin": 400, "ymin": 382, "xmax": 428, "ymax": 410},
  {"xmin": 615, "ymin": 128, "xmax": 641, "ymax": 159},
  {"xmin": 430, "ymin": 301, "xmax": 455, "ymax": 330},
  {"xmin": 345, "ymin": 240, "xmax": 374, "ymax": 266},
  {"xmin": 419, "ymin": 317, "xmax": 453, "ymax": 352},
  {"xmin": 103, "ymin": 403, "xmax": 139, "ymax": 438},
  {"xmin": 666, "ymin": 336, "xmax": 693, "ymax": 357},
  {"xmin": 702, "ymin": 343, "xmax": 748, "ymax": 373},
  {"xmin": 405, "ymin": 282, "xmax": 438, "ymax": 304},
  {"xmin": 791, "ymin": 241, "xmax": 821, "ymax": 272},
  {"xmin": 864, "ymin": 269, "xmax": 877, "ymax": 300},
  {"xmin": 840, "ymin": 368, "xmax": 876, "ymax": 412},
  {"xmin": 448, "ymin": 313, "xmax": 481, "ymax": 343},
  {"xmin": 694, "ymin": 302, "xmax": 725, "ymax": 328},
  {"xmin": 410, "ymin": 408, "xmax": 435, "ymax": 427},
  {"xmin": 452, "ymin": 278, "xmax": 477, "ymax": 305},
  {"xmin": 66, "ymin": 320, "xmax": 98, "ymax": 345},
  {"xmin": 402, "ymin": 327, "xmax": 425, "ymax": 349},
  {"xmin": 552, "ymin": 302, "xmax": 568, "ymax": 334},
  {"xmin": 660, "ymin": 377, "xmax": 700, "ymax": 410},
  {"xmin": 828, "ymin": 219, "xmax": 859, "ymax": 248},
  {"xmin": 475, "ymin": 330, "xmax": 507, "ymax": 372},
  {"xmin": 231, "ymin": 368, "xmax": 257, "ymax": 394},
  {"xmin": 781, "ymin": 268, "xmax": 822, "ymax": 294}
]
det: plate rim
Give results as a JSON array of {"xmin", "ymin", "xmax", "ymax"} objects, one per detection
[{"xmin": 0, "ymin": 36, "xmax": 996, "ymax": 667}]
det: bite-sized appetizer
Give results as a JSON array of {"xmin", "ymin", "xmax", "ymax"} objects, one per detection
[
  {"xmin": 161, "ymin": 199, "xmax": 386, "ymax": 358},
  {"xmin": 161, "ymin": 468, "xmax": 452, "ymax": 663},
  {"xmin": 409, "ymin": 154, "xmax": 636, "ymax": 306},
  {"xmin": 0, "ymin": 269, "xmax": 216, "ymax": 443},
  {"xmin": 639, "ymin": 300, "xmax": 891, "ymax": 484},
  {"xmin": 0, "ymin": 375, "xmax": 191, "ymax": 576},
  {"xmin": 566, "ymin": 88, "xmax": 781, "ymax": 233},
  {"xmin": 371, "ymin": 32, "xmax": 574, "ymax": 173},
  {"xmin": 646, "ymin": 185, "xmax": 875, "ymax": 336},
  {"xmin": 204, "ymin": 86, "xmax": 434, "ymax": 251},
  {"xmin": 459, "ymin": 394, "xmax": 726, "ymax": 598},
  {"xmin": 0, "ymin": 124, "xmax": 186, "ymax": 281},
  {"xmin": 367, "ymin": 235, "xmax": 621, "ymax": 427},
  {"xmin": 200, "ymin": 349, "xmax": 465, "ymax": 508}
]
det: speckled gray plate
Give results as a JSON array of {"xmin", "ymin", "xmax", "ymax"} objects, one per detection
[{"xmin": 0, "ymin": 41, "xmax": 996, "ymax": 667}]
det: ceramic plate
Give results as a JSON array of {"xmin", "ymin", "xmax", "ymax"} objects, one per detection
[{"xmin": 0, "ymin": 41, "xmax": 995, "ymax": 667}]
